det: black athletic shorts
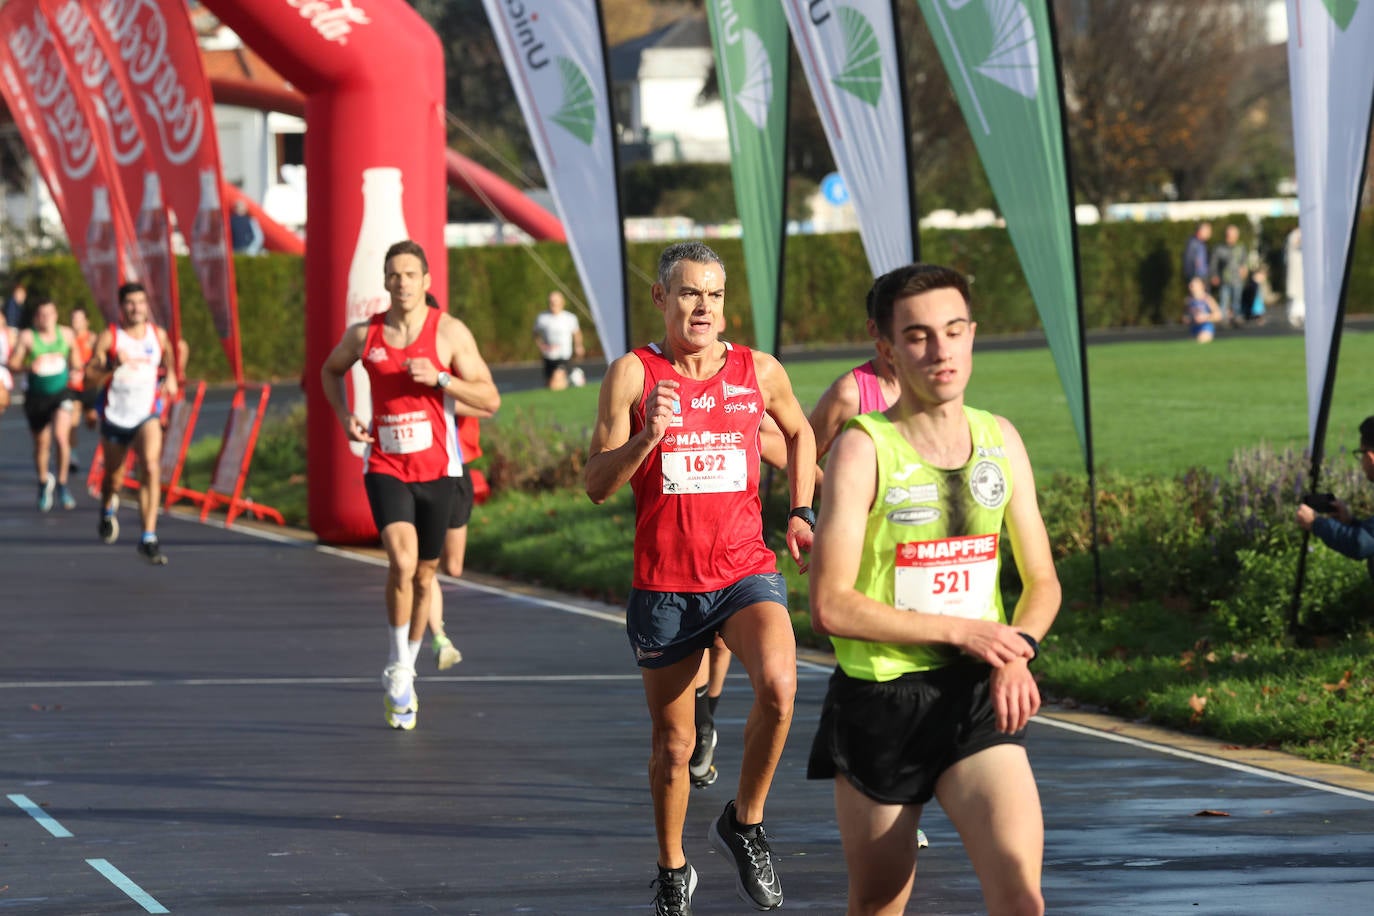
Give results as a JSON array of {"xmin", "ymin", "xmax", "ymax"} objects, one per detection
[
  {"xmin": 363, "ymin": 473, "xmax": 458, "ymax": 561},
  {"xmin": 23, "ymin": 389, "xmax": 74, "ymax": 433},
  {"xmin": 75, "ymin": 385, "xmax": 100, "ymax": 412},
  {"xmin": 541, "ymin": 356, "xmax": 569, "ymax": 381},
  {"xmin": 448, "ymin": 473, "xmax": 475, "ymax": 529},
  {"xmin": 807, "ymin": 662, "xmax": 1025, "ymax": 805},
  {"xmin": 625, "ymin": 572, "xmax": 788, "ymax": 669}
]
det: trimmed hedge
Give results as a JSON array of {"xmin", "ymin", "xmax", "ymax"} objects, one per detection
[{"xmin": 7, "ymin": 213, "xmax": 1370, "ymax": 382}]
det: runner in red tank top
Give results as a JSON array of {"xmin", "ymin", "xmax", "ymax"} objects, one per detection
[
  {"xmin": 421, "ymin": 292, "xmax": 496, "ymax": 673},
  {"xmin": 321, "ymin": 240, "xmax": 499, "ymax": 731},
  {"xmin": 586, "ymin": 242, "xmax": 816, "ymax": 913}
]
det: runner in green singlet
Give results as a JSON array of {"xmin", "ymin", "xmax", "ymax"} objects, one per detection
[
  {"xmin": 7, "ymin": 297, "xmax": 79, "ymax": 511},
  {"xmin": 808, "ymin": 264, "xmax": 1061, "ymax": 916}
]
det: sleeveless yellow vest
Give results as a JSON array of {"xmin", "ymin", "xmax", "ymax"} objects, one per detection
[{"xmin": 830, "ymin": 406, "xmax": 1013, "ymax": 681}]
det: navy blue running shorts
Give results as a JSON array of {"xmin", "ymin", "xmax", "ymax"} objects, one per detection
[
  {"xmin": 807, "ymin": 662, "xmax": 1025, "ymax": 805},
  {"xmin": 625, "ymin": 572, "xmax": 788, "ymax": 669},
  {"xmin": 100, "ymin": 414, "xmax": 157, "ymax": 446}
]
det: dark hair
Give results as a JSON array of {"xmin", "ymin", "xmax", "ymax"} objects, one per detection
[
  {"xmin": 1360, "ymin": 416, "xmax": 1374, "ymax": 449},
  {"xmin": 33, "ymin": 295, "xmax": 56, "ymax": 310},
  {"xmin": 656, "ymin": 241, "xmax": 725, "ymax": 288},
  {"xmin": 117, "ymin": 281, "xmax": 146, "ymax": 303},
  {"xmin": 384, "ymin": 239, "xmax": 429, "ymax": 274},
  {"xmin": 71, "ymin": 304, "xmax": 87, "ymax": 316},
  {"xmin": 869, "ymin": 264, "xmax": 971, "ymax": 339},
  {"xmin": 425, "ymin": 292, "xmax": 439, "ymax": 309}
]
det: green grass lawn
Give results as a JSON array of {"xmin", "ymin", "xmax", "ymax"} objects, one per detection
[
  {"xmin": 495, "ymin": 328, "xmax": 1374, "ymax": 478},
  {"xmin": 198, "ymin": 329, "xmax": 1374, "ymax": 771}
]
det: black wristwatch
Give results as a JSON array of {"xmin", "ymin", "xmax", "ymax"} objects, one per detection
[
  {"xmin": 1017, "ymin": 632, "xmax": 1040, "ymax": 663},
  {"xmin": 788, "ymin": 506, "xmax": 817, "ymax": 530}
]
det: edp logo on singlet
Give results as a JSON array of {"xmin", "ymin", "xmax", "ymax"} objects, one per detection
[{"xmin": 691, "ymin": 394, "xmax": 717, "ymax": 412}]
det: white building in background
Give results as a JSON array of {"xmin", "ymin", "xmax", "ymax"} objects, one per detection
[
  {"xmin": 610, "ymin": 15, "xmax": 729, "ymax": 165},
  {"xmin": 196, "ymin": 16, "xmax": 307, "ymax": 232}
]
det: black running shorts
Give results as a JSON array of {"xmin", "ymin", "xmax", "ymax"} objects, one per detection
[
  {"xmin": 363, "ymin": 473, "xmax": 458, "ymax": 561},
  {"xmin": 23, "ymin": 389, "xmax": 73, "ymax": 433},
  {"xmin": 625, "ymin": 572, "xmax": 788, "ymax": 669},
  {"xmin": 448, "ymin": 473, "xmax": 475, "ymax": 529},
  {"xmin": 807, "ymin": 662, "xmax": 1025, "ymax": 805}
]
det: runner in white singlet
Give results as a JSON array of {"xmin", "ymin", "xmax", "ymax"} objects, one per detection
[{"xmin": 85, "ymin": 283, "xmax": 178, "ymax": 564}]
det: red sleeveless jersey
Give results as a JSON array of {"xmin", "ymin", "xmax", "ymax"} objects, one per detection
[
  {"xmin": 629, "ymin": 342, "xmax": 776, "ymax": 591},
  {"xmin": 361, "ymin": 308, "xmax": 461, "ymax": 482}
]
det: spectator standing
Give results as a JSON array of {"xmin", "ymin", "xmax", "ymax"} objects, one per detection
[
  {"xmin": 532, "ymin": 291, "xmax": 584, "ymax": 390},
  {"xmin": 1285, "ymin": 226, "xmax": 1305, "ymax": 329},
  {"xmin": 5, "ymin": 282, "xmax": 27, "ymax": 329},
  {"xmin": 1209, "ymin": 224, "xmax": 1248, "ymax": 326},
  {"xmin": 229, "ymin": 200, "xmax": 265, "ymax": 255},
  {"xmin": 1182, "ymin": 221, "xmax": 1212, "ymax": 290}
]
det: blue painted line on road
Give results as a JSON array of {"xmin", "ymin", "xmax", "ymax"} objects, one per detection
[
  {"xmin": 86, "ymin": 859, "xmax": 169, "ymax": 914},
  {"xmin": 6, "ymin": 793, "xmax": 73, "ymax": 837}
]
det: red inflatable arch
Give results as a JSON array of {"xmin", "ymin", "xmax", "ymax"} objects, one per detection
[{"xmin": 200, "ymin": 0, "xmax": 446, "ymax": 544}]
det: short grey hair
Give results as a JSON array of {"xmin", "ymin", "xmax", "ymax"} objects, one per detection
[{"xmin": 656, "ymin": 241, "xmax": 726, "ymax": 289}]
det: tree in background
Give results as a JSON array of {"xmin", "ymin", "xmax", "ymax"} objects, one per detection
[
  {"xmin": 406, "ymin": 0, "xmax": 1304, "ymax": 226},
  {"xmin": 1055, "ymin": 0, "xmax": 1252, "ymax": 209}
]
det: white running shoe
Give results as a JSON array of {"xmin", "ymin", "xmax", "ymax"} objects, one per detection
[
  {"xmin": 432, "ymin": 633, "xmax": 462, "ymax": 671},
  {"xmin": 382, "ymin": 663, "xmax": 418, "ymax": 730}
]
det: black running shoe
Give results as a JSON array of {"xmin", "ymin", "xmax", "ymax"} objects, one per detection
[
  {"xmin": 138, "ymin": 537, "xmax": 168, "ymax": 566},
  {"xmin": 98, "ymin": 512, "xmax": 119, "ymax": 544},
  {"xmin": 651, "ymin": 862, "xmax": 697, "ymax": 916},
  {"xmin": 710, "ymin": 801, "xmax": 782, "ymax": 910},
  {"xmin": 689, "ymin": 724, "xmax": 718, "ymax": 788}
]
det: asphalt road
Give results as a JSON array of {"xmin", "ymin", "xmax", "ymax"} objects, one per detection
[{"xmin": 5, "ymin": 334, "xmax": 1374, "ymax": 913}]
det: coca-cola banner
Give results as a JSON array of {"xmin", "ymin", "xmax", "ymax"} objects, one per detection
[
  {"xmin": 43, "ymin": 0, "xmax": 181, "ymax": 349},
  {"xmin": 198, "ymin": 0, "xmax": 448, "ymax": 544},
  {"xmin": 0, "ymin": 0, "xmax": 144, "ymax": 325},
  {"xmin": 86, "ymin": 0, "xmax": 241, "ymax": 383},
  {"xmin": 480, "ymin": 0, "xmax": 629, "ymax": 360}
]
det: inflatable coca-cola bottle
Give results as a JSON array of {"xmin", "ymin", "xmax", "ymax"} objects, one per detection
[
  {"xmin": 85, "ymin": 185, "xmax": 119, "ymax": 320},
  {"xmin": 136, "ymin": 171, "xmax": 172, "ymax": 329},
  {"xmin": 344, "ymin": 167, "xmax": 410, "ymax": 457},
  {"xmin": 191, "ymin": 168, "xmax": 229, "ymax": 336}
]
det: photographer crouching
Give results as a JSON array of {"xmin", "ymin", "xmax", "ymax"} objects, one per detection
[{"xmin": 1297, "ymin": 416, "xmax": 1374, "ymax": 581}]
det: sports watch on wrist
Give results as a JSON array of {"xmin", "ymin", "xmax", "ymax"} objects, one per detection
[
  {"xmin": 788, "ymin": 506, "xmax": 817, "ymax": 530},
  {"xmin": 435, "ymin": 371, "xmax": 452, "ymax": 390}
]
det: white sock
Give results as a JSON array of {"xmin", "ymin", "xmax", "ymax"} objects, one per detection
[
  {"xmin": 389, "ymin": 625, "xmax": 409, "ymax": 667},
  {"xmin": 408, "ymin": 639, "xmax": 422, "ymax": 668}
]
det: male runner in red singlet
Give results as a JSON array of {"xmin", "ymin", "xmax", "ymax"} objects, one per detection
[
  {"xmin": 321, "ymin": 240, "xmax": 499, "ymax": 730},
  {"xmin": 586, "ymin": 241, "xmax": 816, "ymax": 915},
  {"xmin": 85, "ymin": 284, "xmax": 178, "ymax": 562},
  {"xmin": 420, "ymin": 291, "xmax": 495, "ymax": 671},
  {"xmin": 67, "ymin": 305, "xmax": 98, "ymax": 466}
]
